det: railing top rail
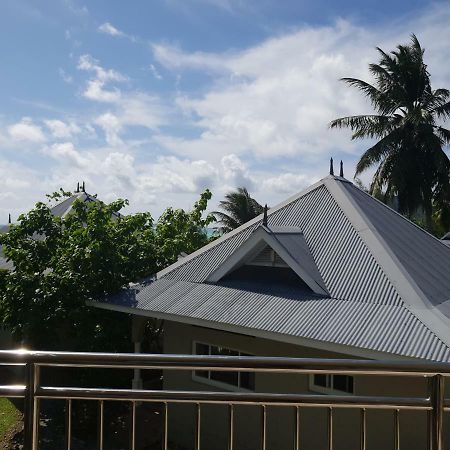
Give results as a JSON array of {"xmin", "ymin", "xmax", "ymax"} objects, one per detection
[{"xmin": 1, "ymin": 350, "xmax": 450, "ymax": 375}]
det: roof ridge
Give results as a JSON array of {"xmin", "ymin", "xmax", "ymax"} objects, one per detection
[
  {"xmin": 157, "ymin": 176, "xmax": 333, "ymax": 279},
  {"xmin": 325, "ymin": 177, "xmax": 450, "ymax": 349}
]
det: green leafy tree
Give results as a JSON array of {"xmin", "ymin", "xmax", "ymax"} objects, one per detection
[
  {"xmin": 155, "ymin": 189, "xmax": 215, "ymax": 266},
  {"xmin": 330, "ymin": 35, "xmax": 450, "ymax": 231},
  {"xmin": 0, "ymin": 190, "xmax": 214, "ymax": 350},
  {"xmin": 213, "ymin": 187, "xmax": 263, "ymax": 234}
]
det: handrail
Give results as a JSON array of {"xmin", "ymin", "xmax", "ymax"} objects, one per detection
[
  {"xmin": 0, "ymin": 350, "xmax": 447, "ymax": 450},
  {"xmin": 1, "ymin": 350, "xmax": 450, "ymax": 375}
]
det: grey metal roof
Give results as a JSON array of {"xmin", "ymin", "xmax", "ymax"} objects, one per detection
[
  {"xmin": 105, "ymin": 278, "xmax": 450, "ymax": 362},
  {"xmin": 343, "ymin": 183, "xmax": 450, "ymax": 308},
  {"xmin": 163, "ymin": 183, "xmax": 402, "ymax": 306},
  {"xmin": 94, "ymin": 175, "xmax": 450, "ymax": 362}
]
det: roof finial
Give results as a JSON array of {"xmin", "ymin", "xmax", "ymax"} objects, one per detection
[
  {"xmin": 8, "ymin": 213, "xmax": 11, "ymax": 224},
  {"xmin": 329, "ymin": 157, "xmax": 334, "ymax": 176},
  {"xmin": 339, "ymin": 160, "xmax": 344, "ymax": 178},
  {"xmin": 76, "ymin": 182, "xmax": 80, "ymax": 193},
  {"xmin": 82, "ymin": 181, "xmax": 85, "ymax": 192},
  {"xmin": 262, "ymin": 204, "xmax": 268, "ymax": 227}
]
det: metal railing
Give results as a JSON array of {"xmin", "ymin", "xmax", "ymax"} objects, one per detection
[{"xmin": 0, "ymin": 350, "xmax": 450, "ymax": 450}]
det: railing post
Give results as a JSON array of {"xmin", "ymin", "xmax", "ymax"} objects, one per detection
[
  {"xmin": 429, "ymin": 374, "xmax": 444, "ymax": 450},
  {"xmin": 23, "ymin": 362, "xmax": 39, "ymax": 450}
]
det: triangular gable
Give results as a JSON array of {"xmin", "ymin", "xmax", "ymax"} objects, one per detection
[{"xmin": 207, "ymin": 225, "xmax": 329, "ymax": 296}]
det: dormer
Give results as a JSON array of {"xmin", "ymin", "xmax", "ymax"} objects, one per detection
[{"xmin": 207, "ymin": 225, "xmax": 329, "ymax": 296}]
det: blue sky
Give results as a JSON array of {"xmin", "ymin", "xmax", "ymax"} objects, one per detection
[{"xmin": 1, "ymin": 0, "xmax": 450, "ymax": 220}]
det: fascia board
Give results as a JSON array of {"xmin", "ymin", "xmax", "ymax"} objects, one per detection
[{"xmin": 325, "ymin": 178, "xmax": 450, "ymax": 349}]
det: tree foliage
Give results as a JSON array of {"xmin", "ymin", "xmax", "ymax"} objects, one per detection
[
  {"xmin": 0, "ymin": 189, "xmax": 214, "ymax": 350},
  {"xmin": 213, "ymin": 187, "xmax": 263, "ymax": 234},
  {"xmin": 330, "ymin": 35, "xmax": 450, "ymax": 232}
]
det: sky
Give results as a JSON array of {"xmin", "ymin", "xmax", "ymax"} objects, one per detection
[{"xmin": 1, "ymin": 0, "xmax": 450, "ymax": 221}]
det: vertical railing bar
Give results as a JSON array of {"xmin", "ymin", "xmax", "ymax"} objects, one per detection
[
  {"xmin": 65, "ymin": 399, "xmax": 72, "ymax": 450},
  {"xmin": 130, "ymin": 401, "xmax": 136, "ymax": 450},
  {"xmin": 32, "ymin": 365, "xmax": 40, "ymax": 450},
  {"xmin": 228, "ymin": 404, "xmax": 234, "ymax": 450},
  {"xmin": 24, "ymin": 362, "xmax": 35, "ymax": 450},
  {"xmin": 428, "ymin": 376, "xmax": 434, "ymax": 450},
  {"xmin": 164, "ymin": 402, "xmax": 168, "ymax": 450},
  {"xmin": 394, "ymin": 409, "xmax": 400, "ymax": 450},
  {"xmin": 360, "ymin": 408, "xmax": 366, "ymax": 450},
  {"xmin": 294, "ymin": 406, "xmax": 300, "ymax": 450},
  {"xmin": 98, "ymin": 400, "xmax": 104, "ymax": 450},
  {"xmin": 430, "ymin": 374, "xmax": 444, "ymax": 450},
  {"xmin": 195, "ymin": 403, "xmax": 201, "ymax": 450},
  {"xmin": 27, "ymin": 363, "xmax": 40, "ymax": 450},
  {"xmin": 261, "ymin": 405, "xmax": 267, "ymax": 450},
  {"xmin": 327, "ymin": 407, "xmax": 333, "ymax": 450}
]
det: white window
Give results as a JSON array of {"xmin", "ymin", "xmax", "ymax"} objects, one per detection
[
  {"xmin": 193, "ymin": 342, "xmax": 255, "ymax": 391},
  {"xmin": 310, "ymin": 374, "xmax": 354, "ymax": 395}
]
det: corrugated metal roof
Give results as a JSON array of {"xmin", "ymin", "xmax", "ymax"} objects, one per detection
[
  {"xmin": 166, "ymin": 184, "xmax": 402, "ymax": 306},
  {"xmin": 104, "ymin": 278, "xmax": 450, "ymax": 362},
  {"xmin": 343, "ymin": 183, "xmax": 450, "ymax": 307},
  {"xmin": 95, "ymin": 175, "xmax": 450, "ymax": 362}
]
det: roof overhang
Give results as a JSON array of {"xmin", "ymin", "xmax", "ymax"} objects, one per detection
[{"xmin": 88, "ymin": 299, "xmax": 418, "ymax": 362}]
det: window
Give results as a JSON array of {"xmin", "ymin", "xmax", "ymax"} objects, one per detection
[
  {"xmin": 310, "ymin": 374, "xmax": 354, "ymax": 394},
  {"xmin": 193, "ymin": 342, "xmax": 255, "ymax": 391}
]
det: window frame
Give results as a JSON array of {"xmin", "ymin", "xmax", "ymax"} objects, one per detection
[
  {"xmin": 309, "ymin": 374, "xmax": 355, "ymax": 395},
  {"xmin": 191, "ymin": 341, "xmax": 255, "ymax": 392}
]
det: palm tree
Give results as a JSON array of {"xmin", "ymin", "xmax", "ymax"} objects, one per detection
[
  {"xmin": 213, "ymin": 187, "xmax": 264, "ymax": 234},
  {"xmin": 330, "ymin": 35, "xmax": 450, "ymax": 231}
]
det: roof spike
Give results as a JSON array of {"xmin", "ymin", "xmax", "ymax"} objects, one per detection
[
  {"xmin": 76, "ymin": 182, "xmax": 80, "ymax": 193},
  {"xmin": 340, "ymin": 160, "xmax": 344, "ymax": 178},
  {"xmin": 8, "ymin": 213, "xmax": 11, "ymax": 224},
  {"xmin": 262, "ymin": 204, "xmax": 268, "ymax": 227},
  {"xmin": 82, "ymin": 181, "xmax": 85, "ymax": 192},
  {"xmin": 329, "ymin": 157, "xmax": 334, "ymax": 176}
]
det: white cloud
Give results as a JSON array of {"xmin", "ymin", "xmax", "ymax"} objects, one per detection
[
  {"xmin": 149, "ymin": 64, "xmax": 163, "ymax": 80},
  {"xmin": 44, "ymin": 120, "xmax": 81, "ymax": 139},
  {"xmin": 76, "ymin": 55, "xmax": 167, "ymax": 145},
  {"xmin": 95, "ymin": 112, "xmax": 123, "ymax": 146},
  {"xmin": 8, "ymin": 118, "xmax": 46, "ymax": 143},
  {"xmin": 98, "ymin": 22, "xmax": 125, "ymax": 37},
  {"xmin": 139, "ymin": 156, "xmax": 217, "ymax": 194},
  {"xmin": 0, "ymin": 159, "xmax": 40, "ymax": 223},
  {"xmin": 221, "ymin": 154, "xmax": 254, "ymax": 187},
  {"xmin": 77, "ymin": 54, "xmax": 126, "ymax": 83},
  {"xmin": 262, "ymin": 173, "xmax": 313, "ymax": 195},
  {"xmin": 152, "ymin": 44, "xmax": 225, "ymax": 71},
  {"xmin": 77, "ymin": 54, "xmax": 126, "ymax": 102},
  {"xmin": 42, "ymin": 142, "xmax": 92, "ymax": 168},
  {"xmin": 152, "ymin": 9, "xmax": 450, "ymax": 169},
  {"xmin": 5, "ymin": 4, "xmax": 450, "ymax": 221},
  {"xmin": 59, "ymin": 68, "xmax": 73, "ymax": 84},
  {"xmin": 83, "ymin": 79, "xmax": 122, "ymax": 103}
]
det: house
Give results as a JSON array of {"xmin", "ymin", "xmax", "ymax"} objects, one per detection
[
  {"xmin": 92, "ymin": 170, "xmax": 450, "ymax": 450},
  {"xmin": 0, "ymin": 184, "xmax": 110, "ymax": 348},
  {"xmin": 0, "ymin": 183, "xmax": 114, "ymax": 272}
]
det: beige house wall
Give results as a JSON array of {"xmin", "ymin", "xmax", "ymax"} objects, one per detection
[{"xmin": 163, "ymin": 320, "xmax": 446, "ymax": 450}]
